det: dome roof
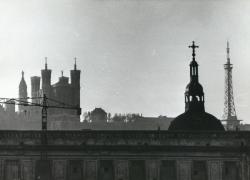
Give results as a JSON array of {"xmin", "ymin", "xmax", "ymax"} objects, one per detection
[
  {"xmin": 185, "ymin": 82, "xmax": 203, "ymax": 96},
  {"xmin": 168, "ymin": 111, "xmax": 225, "ymax": 131}
]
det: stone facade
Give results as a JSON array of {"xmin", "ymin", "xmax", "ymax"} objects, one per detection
[{"xmin": 0, "ymin": 130, "xmax": 248, "ymax": 180}]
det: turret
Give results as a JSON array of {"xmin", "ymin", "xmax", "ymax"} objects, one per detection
[
  {"xmin": 41, "ymin": 57, "xmax": 52, "ymax": 97},
  {"xmin": 70, "ymin": 58, "xmax": 81, "ymax": 108},
  {"xmin": 185, "ymin": 41, "xmax": 205, "ymax": 113},
  {"xmin": 19, "ymin": 71, "xmax": 28, "ymax": 112}
]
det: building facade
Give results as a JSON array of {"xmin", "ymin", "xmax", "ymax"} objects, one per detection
[{"xmin": 0, "ymin": 130, "xmax": 248, "ymax": 180}]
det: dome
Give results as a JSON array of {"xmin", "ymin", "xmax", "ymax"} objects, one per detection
[
  {"xmin": 168, "ymin": 111, "xmax": 225, "ymax": 131},
  {"xmin": 185, "ymin": 82, "xmax": 203, "ymax": 96}
]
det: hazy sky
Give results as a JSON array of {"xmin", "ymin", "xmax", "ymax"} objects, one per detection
[{"xmin": 0, "ymin": 0, "xmax": 250, "ymax": 122}]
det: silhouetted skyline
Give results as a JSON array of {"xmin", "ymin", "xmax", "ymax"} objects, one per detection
[{"xmin": 0, "ymin": 0, "xmax": 249, "ymax": 122}]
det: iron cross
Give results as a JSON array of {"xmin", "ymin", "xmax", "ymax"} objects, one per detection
[{"xmin": 189, "ymin": 41, "xmax": 199, "ymax": 60}]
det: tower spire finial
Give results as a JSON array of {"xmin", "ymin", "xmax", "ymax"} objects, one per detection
[
  {"xmin": 188, "ymin": 41, "xmax": 199, "ymax": 61},
  {"xmin": 21, "ymin": 71, "xmax": 24, "ymax": 78},
  {"xmin": 74, "ymin": 57, "xmax": 77, "ymax": 70},
  {"xmin": 61, "ymin": 70, "xmax": 63, "ymax": 77},
  {"xmin": 45, "ymin": 57, "xmax": 48, "ymax": 70},
  {"xmin": 227, "ymin": 41, "xmax": 230, "ymax": 63}
]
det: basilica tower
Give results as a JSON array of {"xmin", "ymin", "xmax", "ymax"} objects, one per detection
[
  {"xmin": 18, "ymin": 71, "xmax": 28, "ymax": 112},
  {"xmin": 70, "ymin": 58, "xmax": 81, "ymax": 108},
  {"xmin": 41, "ymin": 57, "xmax": 52, "ymax": 97}
]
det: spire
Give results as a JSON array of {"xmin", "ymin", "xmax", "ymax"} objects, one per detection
[
  {"xmin": 227, "ymin": 41, "xmax": 230, "ymax": 64},
  {"xmin": 21, "ymin": 71, "xmax": 24, "ymax": 79},
  {"xmin": 61, "ymin": 70, "xmax": 64, "ymax": 77},
  {"xmin": 223, "ymin": 41, "xmax": 240, "ymax": 130},
  {"xmin": 45, "ymin": 57, "xmax": 48, "ymax": 70},
  {"xmin": 74, "ymin": 57, "xmax": 77, "ymax": 70},
  {"xmin": 185, "ymin": 41, "xmax": 204, "ymax": 113},
  {"xmin": 188, "ymin": 41, "xmax": 199, "ymax": 82}
]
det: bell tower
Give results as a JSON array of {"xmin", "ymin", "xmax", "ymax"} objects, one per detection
[
  {"xmin": 70, "ymin": 58, "xmax": 81, "ymax": 108},
  {"xmin": 185, "ymin": 41, "xmax": 205, "ymax": 113},
  {"xmin": 41, "ymin": 57, "xmax": 52, "ymax": 97},
  {"xmin": 19, "ymin": 71, "xmax": 28, "ymax": 112}
]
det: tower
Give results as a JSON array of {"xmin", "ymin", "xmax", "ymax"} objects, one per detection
[
  {"xmin": 222, "ymin": 42, "xmax": 241, "ymax": 130},
  {"xmin": 168, "ymin": 41, "xmax": 224, "ymax": 131},
  {"xmin": 31, "ymin": 76, "xmax": 41, "ymax": 103},
  {"xmin": 70, "ymin": 58, "xmax": 81, "ymax": 108},
  {"xmin": 185, "ymin": 41, "xmax": 205, "ymax": 113},
  {"xmin": 19, "ymin": 71, "xmax": 28, "ymax": 112},
  {"xmin": 41, "ymin": 57, "xmax": 52, "ymax": 97}
]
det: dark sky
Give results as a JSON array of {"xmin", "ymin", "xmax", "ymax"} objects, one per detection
[{"xmin": 0, "ymin": 0, "xmax": 249, "ymax": 122}]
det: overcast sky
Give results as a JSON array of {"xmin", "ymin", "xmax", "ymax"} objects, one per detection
[{"xmin": 0, "ymin": 0, "xmax": 250, "ymax": 122}]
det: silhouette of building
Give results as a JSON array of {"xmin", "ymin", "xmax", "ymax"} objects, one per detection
[
  {"xmin": 18, "ymin": 71, "xmax": 28, "ymax": 113},
  {"xmin": 0, "ymin": 42, "xmax": 249, "ymax": 180},
  {"xmin": 16, "ymin": 59, "xmax": 81, "ymax": 130},
  {"xmin": 168, "ymin": 41, "xmax": 224, "ymax": 131},
  {"xmin": 35, "ymin": 58, "xmax": 81, "ymax": 116},
  {"xmin": 89, "ymin": 108, "xmax": 107, "ymax": 122}
]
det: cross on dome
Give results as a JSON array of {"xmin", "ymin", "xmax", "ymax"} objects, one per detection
[{"xmin": 188, "ymin": 41, "xmax": 199, "ymax": 61}]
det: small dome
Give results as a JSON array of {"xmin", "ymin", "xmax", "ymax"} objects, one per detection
[
  {"xmin": 185, "ymin": 82, "xmax": 203, "ymax": 96},
  {"xmin": 168, "ymin": 111, "xmax": 225, "ymax": 131},
  {"xmin": 190, "ymin": 60, "xmax": 198, "ymax": 66}
]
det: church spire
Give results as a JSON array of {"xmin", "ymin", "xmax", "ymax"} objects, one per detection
[
  {"xmin": 168, "ymin": 41, "xmax": 225, "ymax": 131},
  {"xmin": 21, "ymin": 70, "xmax": 24, "ymax": 79},
  {"xmin": 185, "ymin": 41, "xmax": 204, "ymax": 113},
  {"xmin": 188, "ymin": 41, "xmax": 199, "ymax": 82}
]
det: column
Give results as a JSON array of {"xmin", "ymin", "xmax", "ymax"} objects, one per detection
[
  {"xmin": 208, "ymin": 161, "xmax": 222, "ymax": 180},
  {"xmin": 115, "ymin": 160, "xmax": 129, "ymax": 180},
  {"xmin": 178, "ymin": 160, "xmax": 191, "ymax": 180},
  {"xmin": 53, "ymin": 160, "xmax": 67, "ymax": 180},
  {"xmin": 146, "ymin": 160, "xmax": 159, "ymax": 180},
  {"xmin": 85, "ymin": 160, "xmax": 97, "ymax": 180},
  {"xmin": 21, "ymin": 160, "xmax": 34, "ymax": 180},
  {"xmin": 0, "ymin": 160, "xmax": 3, "ymax": 180}
]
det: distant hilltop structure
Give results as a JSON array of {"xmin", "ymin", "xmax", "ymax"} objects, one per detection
[{"xmin": 17, "ymin": 58, "xmax": 81, "ymax": 130}]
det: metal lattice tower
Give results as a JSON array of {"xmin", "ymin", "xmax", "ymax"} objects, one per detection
[{"xmin": 222, "ymin": 41, "xmax": 240, "ymax": 130}]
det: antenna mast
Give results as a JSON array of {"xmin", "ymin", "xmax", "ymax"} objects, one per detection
[{"xmin": 222, "ymin": 42, "xmax": 241, "ymax": 130}]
